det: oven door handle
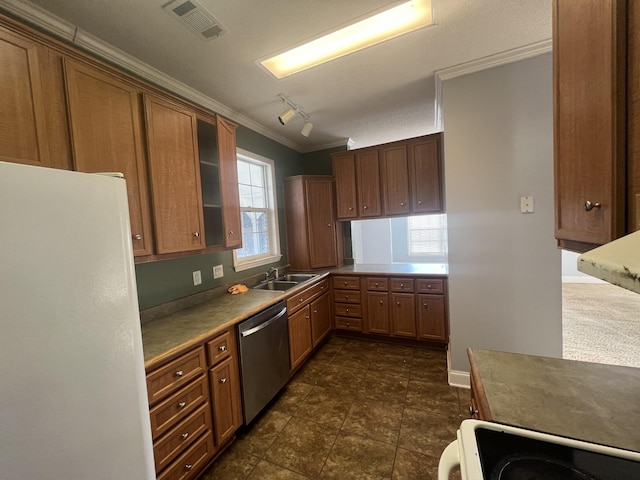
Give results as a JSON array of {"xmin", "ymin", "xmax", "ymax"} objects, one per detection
[
  {"xmin": 240, "ymin": 307, "xmax": 287, "ymax": 337},
  {"xmin": 438, "ymin": 438, "xmax": 460, "ymax": 480}
]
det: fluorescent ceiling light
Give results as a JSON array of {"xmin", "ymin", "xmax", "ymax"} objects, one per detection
[{"xmin": 260, "ymin": 0, "xmax": 433, "ymax": 79}]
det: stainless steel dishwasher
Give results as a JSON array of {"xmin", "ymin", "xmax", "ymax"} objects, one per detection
[{"xmin": 237, "ymin": 300, "xmax": 290, "ymax": 424}]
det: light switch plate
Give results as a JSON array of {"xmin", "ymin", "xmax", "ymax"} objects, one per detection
[
  {"xmin": 213, "ymin": 265, "xmax": 223, "ymax": 279},
  {"xmin": 193, "ymin": 270, "xmax": 202, "ymax": 286},
  {"xmin": 520, "ymin": 196, "xmax": 534, "ymax": 213}
]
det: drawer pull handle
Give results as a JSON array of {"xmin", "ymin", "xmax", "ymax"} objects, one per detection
[
  {"xmin": 218, "ymin": 345, "xmax": 227, "ymax": 352},
  {"xmin": 133, "ymin": 234, "xmax": 142, "ymax": 240},
  {"xmin": 220, "ymin": 378, "xmax": 227, "ymax": 384},
  {"xmin": 175, "ymin": 370, "xmax": 184, "ymax": 377},
  {"xmin": 185, "ymin": 464, "xmax": 193, "ymax": 471},
  {"xmin": 178, "ymin": 401, "xmax": 187, "ymax": 409},
  {"xmin": 181, "ymin": 433, "xmax": 189, "ymax": 440}
]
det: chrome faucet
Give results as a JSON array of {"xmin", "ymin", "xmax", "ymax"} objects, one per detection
[{"xmin": 266, "ymin": 267, "xmax": 279, "ymax": 280}]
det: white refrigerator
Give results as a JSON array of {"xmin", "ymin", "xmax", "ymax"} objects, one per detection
[{"xmin": 0, "ymin": 161, "xmax": 155, "ymax": 479}]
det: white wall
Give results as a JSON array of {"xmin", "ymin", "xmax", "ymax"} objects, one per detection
[{"xmin": 443, "ymin": 53, "xmax": 562, "ymax": 377}]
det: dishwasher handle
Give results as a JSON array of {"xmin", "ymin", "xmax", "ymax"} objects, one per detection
[{"xmin": 240, "ymin": 307, "xmax": 287, "ymax": 337}]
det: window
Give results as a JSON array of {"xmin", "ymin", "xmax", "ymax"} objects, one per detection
[
  {"xmin": 232, "ymin": 149, "xmax": 281, "ymax": 271},
  {"xmin": 407, "ymin": 214, "xmax": 448, "ymax": 258}
]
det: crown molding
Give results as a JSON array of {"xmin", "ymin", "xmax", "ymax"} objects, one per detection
[
  {"xmin": 0, "ymin": 0, "xmax": 305, "ymax": 152},
  {"xmin": 435, "ymin": 39, "xmax": 552, "ymax": 81}
]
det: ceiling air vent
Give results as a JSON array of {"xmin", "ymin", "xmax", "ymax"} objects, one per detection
[{"xmin": 162, "ymin": 0, "xmax": 228, "ymax": 41}]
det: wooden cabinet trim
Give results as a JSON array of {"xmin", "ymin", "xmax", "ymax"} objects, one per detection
[{"xmin": 146, "ymin": 347, "xmax": 206, "ymax": 405}]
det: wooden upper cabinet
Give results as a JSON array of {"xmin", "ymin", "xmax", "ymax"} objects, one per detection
[
  {"xmin": 409, "ymin": 134, "xmax": 443, "ymax": 213},
  {"xmin": 217, "ymin": 117, "xmax": 242, "ymax": 249},
  {"xmin": 331, "ymin": 133, "xmax": 444, "ymax": 221},
  {"xmin": 332, "ymin": 152, "xmax": 358, "ymax": 219},
  {"xmin": 63, "ymin": 59, "xmax": 153, "ymax": 257},
  {"xmin": 0, "ymin": 27, "xmax": 50, "ymax": 167},
  {"xmin": 356, "ymin": 149, "xmax": 382, "ymax": 217},
  {"xmin": 381, "ymin": 143, "xmax": 410, "ymax": 216},
  {"xmin": 553, "ymin": 0, "xmax": 626, "ymax": 249},
  {"xmin": 144, "ymin": 94, "xmax": 205, "ymax": 254}
]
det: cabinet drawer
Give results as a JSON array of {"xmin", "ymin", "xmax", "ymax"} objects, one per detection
[
  {"xmin": 206, "ymin": 330, "xmax": 234, "ymax": 366},
  {"xmin": 153, "ymin": 402, "xmax": 212, "ymax": 472},
  {"xmin": 157, "ymin": 432, "xmax": 215, "ymax": 480},
  {"xmin": 334, "ymin": 303, "xmax": 362, "ymax": 317},
  {"xmin": 416, "ymin": 278, "xmax": 444, "ymax": 294},
  {"xmin": 335, "ymin": 316, "xmax": 362, "ymax": 331},
  {"xmin": 149, "ymin": 375, "xmax": 208, "ymax": 440},
  {"xmin": 390, "ymin": 278, "xmax": 415, "ymax": 293},
  {"xmin": 366, "ymin": 277, "xmax": 388, "ymax": 291},
  {"xmin": 147, "ymin": 347, "xmax": 206, "ymax": 405},
  {"xmin": 287, "ymin": 279, "xmax": 329, "ymax": 313},
  {"xmin": 333, "ymin": 289, "xmax": 361, "ymax": 304},
  {"xmin": 332, "ymin": 275, "xmax": 361, "ymax": 290}
]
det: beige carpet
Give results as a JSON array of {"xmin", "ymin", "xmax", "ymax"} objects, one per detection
[{"xmin": 563, "ymin": 283, "xmax": 640, "ymax": 368}]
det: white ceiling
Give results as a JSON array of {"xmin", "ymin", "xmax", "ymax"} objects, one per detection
[{"xmin": 7, "ymin": 0, "xmax": 552, "ymax": 152}]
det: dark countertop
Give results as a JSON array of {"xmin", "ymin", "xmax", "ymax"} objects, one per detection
[
  {"xmin": 141, "ymin": 265, "xmax": 448, "ymax": 370},
  {"xmin": 469, "ymin": 349, "xmax": 640, "ymax": 452}
]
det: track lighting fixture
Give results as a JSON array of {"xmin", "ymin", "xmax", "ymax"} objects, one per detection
[{"xmin": 277, "ymin": 94, "xmax": 313, "ymax": 137}]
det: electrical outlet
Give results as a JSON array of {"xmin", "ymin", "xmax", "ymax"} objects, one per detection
[
  {"xmin": 213, "ymin": 264, "xmax": 224, "ymax": 279},
  {"xmin": 192, "ymin": 270, "xmax": 202, "ymax": 286}
]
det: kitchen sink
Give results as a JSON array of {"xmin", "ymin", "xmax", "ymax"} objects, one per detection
[
  {"xmin": 253, "ymin": 280, "xmax": 298, "ymax": 291},
  {"xmin": 277, "ymin": 273, "xmax": 318, "ymax": 282}
]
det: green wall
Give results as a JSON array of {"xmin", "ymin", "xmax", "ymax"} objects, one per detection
[{"xmin": 135, "ymin": 125, "xmax": 340, "ymax": 310}]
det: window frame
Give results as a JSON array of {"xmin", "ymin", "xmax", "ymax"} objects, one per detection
[{"xmin": 232, "ymin": 148, "xmax": 282, "ymax": 272}]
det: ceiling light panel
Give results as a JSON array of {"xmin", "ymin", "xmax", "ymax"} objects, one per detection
[{"xmin": 259, "ymin": 0, "xmax": 433, "ymax": 79}]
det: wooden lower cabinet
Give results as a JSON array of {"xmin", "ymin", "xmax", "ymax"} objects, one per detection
[
  {"xmin": 287, "ymin": 279, "xmax": 331, "ymax": 371},
  {"xmin": 147, "ymin": 329, "xmax": 242, "ymax": 479},
  {"xmin": 390, "ymin": 293, "xmax": 416, "ymax": 337},
  {"xmin": 334, "ymin": 274, "xmax": 449, "ymax": 344}
]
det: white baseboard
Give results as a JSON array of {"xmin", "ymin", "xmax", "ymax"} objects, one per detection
[
  {"xmin": 562, "ymin": 276, "xmax": 606, "ymax": 284},
  {"xmin": 448, "ymin": 369, "xmax": 470, "ymax": 389}
]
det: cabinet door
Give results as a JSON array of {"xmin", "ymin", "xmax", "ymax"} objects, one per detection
[
  {"xmin": 288, "ymin": 305, "xmax": 312, "ymax": 371},
  {"xmin": 0, "ymin": 28, "xmax": 50, "ymax": 167},
  {"xmin": 307, "ymin": 178, "xmax": 339, "ymax": 268},
  {"xmin": 554, "ymin": 0, "xmax": 626, "ymax": 247},
  {"xmin": 144, "ymin": 94, "xmax": 205, "ymax": 254},
  {"xmin": 64, "ymin": 59, "xmax": 153, "ymax": 257},
  {"xmin": 310, "ymin": 293, "xmax": 331, "ymax": 347},
  {"xmin": 416, "ymin": 294, "xmax": 446, "ymax": 341},
  {"xmin": 356, "ymin": 149, "xmax": 382, "ymax": 217},
  {"xmin": 409, "ymin": 134, "xmax": 443, "ymax": 213},
  {"xmin": 381, "ymin": 143, "xmax": 410, "ymax": 216},
  {"xmin": 366, "ymin": 291, "xmax": 390, "ymax": 335},
  {"xmin": 217, "ymin": 117, "xmax": 242, "ymax": 249},
  {"xmin": 332, "ymin": 152, "xmax": 358, "ymax": 219},
  {"xmin": 391, "ymin": 293, "xmax": 416, "ymax": 338},
  {"xmin": 209, "ymin": 356, "xmax": 242, "ymax": 447}
]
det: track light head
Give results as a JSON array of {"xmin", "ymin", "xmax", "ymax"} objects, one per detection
[
  {"xmin": 300, "ymin": 121, "xmax": 313, "ymax": 137},
  {"xmin": 278, "ymin": 107, "xmax": 296, "ymax": 125}
]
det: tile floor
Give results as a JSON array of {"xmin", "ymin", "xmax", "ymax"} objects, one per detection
[{"xmin": 202, "ymin": 336, "xmax": 469, "ymax": 479}]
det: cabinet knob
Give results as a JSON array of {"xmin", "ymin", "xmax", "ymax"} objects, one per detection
[
  {"xmin": 175, "ymin": 370, "xmax": 184, "ymax": 377},
  {"xmin": 193, "ymin": 232, "xmax": 200, "ymax": 237},
  {"xmin": 375, "ymin": 282, "xmax": 379, "ymax": 287},
  {"xmin": 363, "ymin": 205, "xmax": 368, "ymax": 210},
  {"xmin": 220, "ymin": 378, "xmax": 227, "ymax": 384},
  {"xmin": 299, "ymin": 298, "xmax": 304, "ymax": 303},
  {"xmin": 396, "ymin": 301, "xmax": 400, "ymax": 306},
  {"xmin": 327, "ymin": 223, "xmax": 332, "ymax": 227},
  {"xmin": 133, "ymin": 234, "xmax": 142, "ymax": 240},
  {"xmin": 305, "ymin": 315, "xmax": 310, "ymax": 320},
  {"xmin": 400, "ymin": 202, "xmax": 405, "ymax": 206},
  {"xmin": 379, "ymin": 300, "xmax": 383, "ymax": 305},
  {"xmin": 346, "ymin": 322, "xmax": 350, "ymax": 326},
  {"xmin": 469, "ymin": 405, "xmax": 478, "ymax": 417},
  {"xmin": 185, "ymin": 464, "xmax": 193, "ymax": 471},
  {"xmin": 344, "ymin": 281, "xmax": 348, "ymax": 285},
  {"xmin": 228, "ymin": 231, "xmax": 234, "ymax": 235},
  {"xmin": 178, "ymin": 401, "xmax": 187, "ymax": 409},
  {"xmin": 346, "ymin": 308, "xmax": 350, "ymax": 313},
  {"xmin": 181, "ymin": 433, "xmax": 189, "ymax": 440},
  {"xmin": 400, "ymin": 283, "xmax": 405, "ymax": 288},
  {"xmin": 219, "ymin": 345, "xmax": 227, "ymax": 351},
  {"xmin": 423, "ymin": 303, "xmax": 428, "ymax": 308},
  {"xmin": 417, "ymin": 200, "xmax": 423, "ymax": 205},
  {"xmin": 584, "ymin": 201, "xmax": 601, "ymax": 211},
  {"xmin": 348, "ymin": 207, "xmax": 354, "ymax": 211},
  {"xmin": 427, "ymin": 284, "xmax": 432, "ymax": 288},
  {"xmin": 345, "ymin": 295, "xmax": 349, "ymax": 300},
  {"xmin": 313, "ymin": 310, "xmax": 318, "ymax": 314}
]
